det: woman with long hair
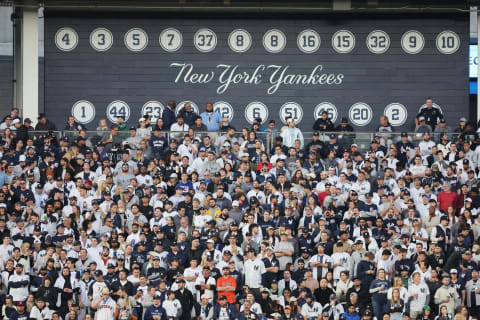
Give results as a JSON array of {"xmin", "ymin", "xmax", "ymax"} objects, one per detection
[
  {"xmin": 133, "ymin": 148, "xmax": 145, "ymax": 164},
  {"xmin": 223, "ymin": 162, "xmax": 234, "ymax": 183},
  {"xmin": 387, "ymin": 277, "xmax": 408, "ymax": 302},
  {"xmin": 265, "ymin": 226, "xmax": 280, "ymax": 247},
  {"xmin": 325, "ymin": 271, "xmax": 335, "ymax": 289},
  {"xmin": 306, "ymin": 195, "xmax": 322, "ymax": 216},
  {"xmin": 96, "ymin": 179, "xmax": 106, "ymax": 198},
  {"xmin": 279, "ymin": 288, "xmax": 295, "ymax": 308},
  {"xmin": 290, "ymin": 169, "xmax": 304, "ymax": 185},
  {"xmin": 457, "ymin": 306, "xmax": 472, "ymax": 320},
  {"xmin": 2, "ymin": 128, "xmax": 12, "ymax": 149},
  {"xmin": 240, "ymin": 131, "xmax": 257, "ymax": 155},
  {"xmin": 146, "ymin": 159, "xmax": 159, "ymax": 177},
  {"xmin": 138, "ymin": 139, "xmax": 152, "ymax": 160},
  {"xmin": 446, "ymin": 206, "xmax": 457, "ymax": 225},
  {"xmin": 26, "ymin": 294, "xmax": 35, "ymax": 312},
  {"xmin": 19, "ymin": 242, "xmax": 32, "ymax": 272},
  {"xmin": 435, "ymin": 305, "xmax": 453, "ymax": 320},
  {"xmin": 369, "ymin": 269, "xmax": 391, "ymax": 320},
  {"xmin": 241, "ymin": 127, "xmax": 250, "ymax": 144},
  {"xmin": 113, "ymin": 186, "xmax": 125, "ymax": 203},
  {"xmin": 462, "ymin": 208, "xmax": 475, "ymax": 226},
  {"xmin": 388, "ymin": 288, "xmax": 405, "ymax": 320},
  {"xmin": 271, "ymin": 207, "xmax": 282, "ymax": 228}
]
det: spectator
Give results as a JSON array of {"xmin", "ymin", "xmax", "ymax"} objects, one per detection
[
  {"xmin": 376, "ymin": 116, "xmax": 394, "ymax": 148},
  {"xmin": 170, "ymin": 115, "xmax": 190, "ymax": 142},
  {"xmin": 162, "ymin": 100, "xmax": 177, "ymax": 130},
  {"xmin": 91, "ymin": 287, "xmax": 116, "ymax": 320},
  {"xmin": 416, "ymin": 98, "xmax": 444, "ymax": 130},
  {"xmin": 64, "ymin": 115, "xmax": 85, "ymax": 132},
  {"xmin": 415, "ymin": 116, "xmax": 433, "ymax": 141},
  {"xmin": 437, "ymin": 183, "xmax": 456, "ymax": 213},
  {"xmin": 191, "ymin": 116, "xmax": 208, "ymax": 134},
  {"xmin": 0, "ymin": 109, "xmax": 478, "ymax": 320},
  {"xmin": 14, "ymin": 119, "xmax": 32, "ymax": 144},
  {"xmin": 327, "ymin": 134, "xmax": 344, "ymax": 158},
  {"xmin": 369, "ymin": 269, "xmax": 390, "ymax": 320},
  {"xmin": 336, "ymin": 117, "xmax": 355, "ymax": 147},
  {"xmin": 200, "ymin": 103, "xmax": 222, "ymax": 132},
  {"xmin": 101, "ymin": 124, "xmax": 123, "ymax": 153},
  {"xmin": 0, "ymin": 115, "xmax": 14, "ymax": 130},
  {"xmin": 281, "ymin": 118, "xmax": 304, "ymax": 149},
  {"xmin": 434, "ymin": 119, "xmax": 453, "ymax": 141},
  {"xmin": 2, "ymin": 108, "xmax": 19, "ymax": 123},
  {"xmin": 137, "ymin": 117, "xmax": 151, "ymax": 139},
  {"xmin": 35, "ymin": 114, "xmax": 57, "ymax": 131},
  {"xmin": 341, "ymin": 303, "xmax": 360, "ymax": 320},
  {"xmin": 178, "ymin": 103, "xmax": 198, "ymax": 127},
  {"xmin": 455, "ymin": 117, "xmax": 468, "ymax": 134},
  {"xmin": 434, "ymin": 276, "xmax": 459, "ymax": 316},
  {"xmin": 313, "ymin": 111, "xmax": 335, "ymax": 133}
]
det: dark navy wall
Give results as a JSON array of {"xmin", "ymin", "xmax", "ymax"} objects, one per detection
[{"xmin": 44, "ymin": 12, "xmax": 469, "ymax": 130}]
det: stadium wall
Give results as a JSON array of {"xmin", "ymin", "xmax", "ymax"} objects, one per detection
[{"xmin": 44, "ymin": 11, "xmax": 469, "ymax": 130}]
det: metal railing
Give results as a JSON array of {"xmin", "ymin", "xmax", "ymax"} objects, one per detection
[{"xmin": 15, "ymin": 129, "xmax": 462, "ymax": 155}]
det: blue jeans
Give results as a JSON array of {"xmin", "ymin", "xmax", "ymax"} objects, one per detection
[
  {"xmin": 391, "ymin": 313, "xmax": 403, "ymax": 320},
  {"xmin": 372, "ymin": 297, "xmax": 387, "ymax": 320}
]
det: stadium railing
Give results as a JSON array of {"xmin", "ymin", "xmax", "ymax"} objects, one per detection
[{"xmin": 25, "ymin": 130, "xmax": 461, "ymax": 155}]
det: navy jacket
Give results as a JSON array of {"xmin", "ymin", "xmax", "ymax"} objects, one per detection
[
  {"xmin": 213, "ymin": 303, "xmax": 237, "ymax": 319},
  {"xmin": 356, "ymin": 260, "xmax": 375, "ymax": 288},
  {"xmin": 144, "ymin": 304, "xmax": 167, "ymax": 320},
  {"xmin": 162, "ymin": 107, "xmax": 176, "ymax": 130}
]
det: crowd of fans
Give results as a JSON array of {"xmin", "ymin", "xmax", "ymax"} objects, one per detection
[{"xmin": 0, "ymin": 98, "xmax": 478, "ymax": 320}]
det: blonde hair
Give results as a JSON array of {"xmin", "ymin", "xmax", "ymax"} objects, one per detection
[
  {"xmin": 96, "ymin": 180, "xmax": 106, "ymax": 196},
  {"xmin": 20, "ymin": 242, "xmax": 30, "ymax": 255},
  {"xmin": 391, "ymin": 288, "xmax": 401, "ymax": 305},
  {"xmin": 393, "ymin": 277, "xmax": 402, "ymax": 288},
  {"xmin": 115, "ymin": 185, "xmax": 124, "ymax": 196}
]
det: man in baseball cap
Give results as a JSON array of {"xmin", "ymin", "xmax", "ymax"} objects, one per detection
[
  {"xmin": 92, "ymin": 287, "xmax": 116, "ymax": 319},
  {"xmin": 144, "ymin": 293, "xmax": 167, "ymax": 320},
  {"xmin": 10, "ymin": 300, "xmax": 28, "ymax": 319}
]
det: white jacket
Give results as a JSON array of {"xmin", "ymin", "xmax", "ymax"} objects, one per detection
[
  {"xmin": 30, "ymin": 305, "xmax": 54, "ymax": 320},
  {"xmin": 162, "ymin": 299, "xmax": 182, "ymax": 317},
  {"xmin": 281, "ymin": 127, "xmax": 304, "ymax": 149},
  {"xmin": 301, "ymin": 301, "xmax": 323, "ymax": 319}
]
